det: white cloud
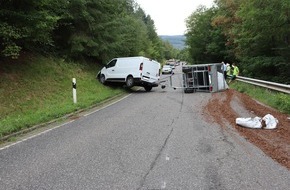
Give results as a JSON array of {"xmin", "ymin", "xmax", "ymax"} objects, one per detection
[{"xmin": 135, "ymin": 0, "xmax": 214, "ymax": 35}]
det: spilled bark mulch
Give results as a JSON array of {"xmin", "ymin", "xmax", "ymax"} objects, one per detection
[{"xmin": 204, "ymin": 89, "xmax": 290, "ymax": 169}]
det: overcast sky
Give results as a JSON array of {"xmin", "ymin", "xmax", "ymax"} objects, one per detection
[{"xmin": 135, "ymin": 0, "xmax": 214, "ymax": 35}]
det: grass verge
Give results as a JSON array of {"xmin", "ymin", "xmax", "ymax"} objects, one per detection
[
  {"xmin": 230, "ymin": 81, "xmax": 290, "ymax": 114},
  {"xmin": 0, "ymin": 55, "xmax": 126, "ymax": 138}
]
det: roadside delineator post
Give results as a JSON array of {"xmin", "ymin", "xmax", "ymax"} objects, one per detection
[{"xmin": 72, "ymin": 78, "xmax": 77, "ymax": 104}]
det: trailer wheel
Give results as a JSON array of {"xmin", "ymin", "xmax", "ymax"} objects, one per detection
[
  {"xmin": 126, "ymin": 76, "xmax": 134, "ymax": 88},
  {"xmin": 144, "ymin": 86, "xmax": 152, "ymax": 92},
  {"xmin": 184, "ymin": 88, "xmax": 194, "ymax": 93}
]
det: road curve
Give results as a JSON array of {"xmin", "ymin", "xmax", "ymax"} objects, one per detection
[{"xmin": 0, "ymin": 66, "xmax": 289, "ymax": 190}]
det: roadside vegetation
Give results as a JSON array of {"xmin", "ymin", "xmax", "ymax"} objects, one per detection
[
  {"xmin": 230, "ymin": 82, "xmax": 290, "ymax": 114},
  {"xmin": 185, "ymin": 0, "xmax": 290, "ymax": 84},
  {"xmin": 0, "ymin": 55, "xmax": 125, "ymax": 138},
  {"xmin": 0, "ymin": 0, "xmax": 178, "ymax": 139},
  {"xmin": 0, "ymin": 0, "xmax": 178, "ymax": 62}
]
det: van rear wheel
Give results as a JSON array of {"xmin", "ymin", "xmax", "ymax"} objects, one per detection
[
  {"xmin": 144, "ymin": 86, "xmax": 152, "ymax": 92},
  {"xmin": 126, "ymin": 76, "xmax": 134, "ymax": 88}
]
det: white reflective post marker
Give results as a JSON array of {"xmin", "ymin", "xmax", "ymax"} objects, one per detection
[{"xmin": 72, "ymin": 78, "xmax": 77, "ymax": 104}]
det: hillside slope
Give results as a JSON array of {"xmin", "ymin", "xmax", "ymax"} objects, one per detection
[{"xmin": 0, "ymin": 55, "xmax": 125, "ymax": 138}]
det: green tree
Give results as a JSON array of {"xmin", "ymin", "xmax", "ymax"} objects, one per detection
[
  {"xmin": 0, "ymin": 0, "xmax": 166, "ymax": 64},
  {"xmin": 177, "ymin": 48, "xmax": 190, "ymax": 63},
  {"xmin": 233, "ymin": 0, "xmax": 290, "ymax": 82},
  {"xmin": 186, "ymin": 6, "xmax": 226, "ymax": 64},
  {"xmin": 212, "ymin": 0, "xmax": 242, "ymax": 61},
  {"xmin": 134, "ymin": 7, "xmax": 165, "ymax": 61},
  {"xmin": 57, "ymin": 0, "xmax": 132, "ymax": 61},
  {"xmin": 235, "ymin": 0, "xmax": 290, "ymax": 59},
  {"xmin": 162, "ymin": 41, "xmax": 177, "ymax": 60},
  {"xmin": 209, "ymin": 0, "xmax": 290, "ymax": 83},
  {"xmin": 0, "ymin": 0, "xmax": 63, "ymax": 58}
]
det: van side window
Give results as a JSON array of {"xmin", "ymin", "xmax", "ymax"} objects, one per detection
[{"xmin": 107, "ymin": 59, "xmax": 117, "ymax": 68}]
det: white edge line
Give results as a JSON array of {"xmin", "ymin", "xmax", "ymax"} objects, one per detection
[
  {"xmin": 84, "ymin": 94, "xmax": 132, "ymax": 117},
  {"xmin": 0, "ymin": 93, "xmax": 132, "ymax": 151},
  {"xmin": 0, "ymin": 120, "xmax": 74, "ymax": 151}
]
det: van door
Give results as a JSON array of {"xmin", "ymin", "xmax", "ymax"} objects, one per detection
[
  {"xmin": 142, "ymin": 59, "xmax": 160, "ymax": 83},
  {"xmin": 105, "ymin": 59, "xmax": 118, "ymax": 80}
]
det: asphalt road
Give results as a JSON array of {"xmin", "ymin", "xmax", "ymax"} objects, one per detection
[{"xmin": 0, "ymin": 65, "xmax": 289, "ymax": 190}]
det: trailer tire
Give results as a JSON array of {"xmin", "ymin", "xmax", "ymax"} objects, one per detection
[{"xmin": 184, "ymin": 88, "xmax": 194, "ymax": 93}]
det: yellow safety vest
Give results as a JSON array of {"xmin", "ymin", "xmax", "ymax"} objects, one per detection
[{"xmin": 233, "ymin": 66, "xmax": 239, "ymax": 76}]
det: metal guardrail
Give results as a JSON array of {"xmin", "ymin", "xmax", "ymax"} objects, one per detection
[{"xmin": 236, "ymin": 76, "xmax": 290, "ymax": 94}]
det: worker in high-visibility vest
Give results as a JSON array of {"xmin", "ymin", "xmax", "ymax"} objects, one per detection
[{"xmin": 229, "ymin": 63, "xmax": 239, "ymax": 83}]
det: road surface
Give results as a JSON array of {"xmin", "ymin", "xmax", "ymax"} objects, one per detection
[{"xmin": 0, "ymin": 65, "xmax": 289, "ymax": 190}]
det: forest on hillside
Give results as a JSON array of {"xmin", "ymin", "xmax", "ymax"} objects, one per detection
[
  {"xmin": 0, "ymin": 0, "xmax": 289, "ymax": 83},
  {"xmin": 185, "ymin": 0, "xmax": 290, "ymax": 83},
  {"xmin": 0, "ymin": 0, "xmax": 178, "ymax": 63}
]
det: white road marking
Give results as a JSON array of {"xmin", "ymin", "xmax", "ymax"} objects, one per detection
[
  {"xmin": 0, "ymin": 94, "xmax": 132, "ymax": 151},
  {"xmin": 0, "ymin": 120, "xmax": 74, "ymax": 151},
  {"xmin": 166, "ymin": 155, "xmax": 170, "ymax": 161},
  {"xmin": 84, "ymin": 94, "xmax": 132, "ymax": 117}
]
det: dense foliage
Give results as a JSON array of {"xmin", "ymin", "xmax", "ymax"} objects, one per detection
[
  {"xmin": 186, "ymin": 6, "xmax": 227, "ymax": 64},
  {"xmin": 2, "ymin": 0, "xmax": 289, "ymax": 83},
  {"xmin": 0, "ymin": 0, "xmax": 175, "ymax": 63},
  {"xmin": 185, "ymin": 0, "xmax": 290, "ymax": 83}
]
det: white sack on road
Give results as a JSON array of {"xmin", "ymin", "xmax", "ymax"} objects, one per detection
[
  {"xmin": 236, "ymin": 117, "xmax": 262, "ymax": 129},
  {"xmin": 262, "ymin": 114, "xmax": 278, "ymax": 129},
  {"xmin": 236, "ymin": 114, "xmax": 278, "ymax": 129}
]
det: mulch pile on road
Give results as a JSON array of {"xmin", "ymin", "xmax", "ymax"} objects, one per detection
[{"xmin": 203, "ymin": 89, "xmax": 290, "ymax": 170}]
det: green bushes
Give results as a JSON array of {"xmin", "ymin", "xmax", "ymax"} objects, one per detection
[
  {"xmin": 275, "ymin": 93, "xmax": 290, "ymax": 113},
  {"xmin": 240, "ymin": 56, "xmax": 289, "ymax": 84},
  {"xmin": 231, "ymin": 82, "xmax": 290, "ymax": 114}
]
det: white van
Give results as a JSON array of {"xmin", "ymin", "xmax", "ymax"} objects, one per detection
[{"xmin": 97, "ymin": 56, "xmax": 161, "ymax": 91}]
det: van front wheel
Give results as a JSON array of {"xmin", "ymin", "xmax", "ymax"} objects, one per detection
[
  {"xmin": 126, "ymin": 76, "xmax": 134, "ymax": 88},
  {"xmin": 99, "ymin": 74, "xmax": 106, "ymax": 84}
]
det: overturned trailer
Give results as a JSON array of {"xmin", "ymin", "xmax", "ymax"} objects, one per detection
[{"xmin": 170, "ymin": 63, "xmax": 228, "ymax": 93}]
